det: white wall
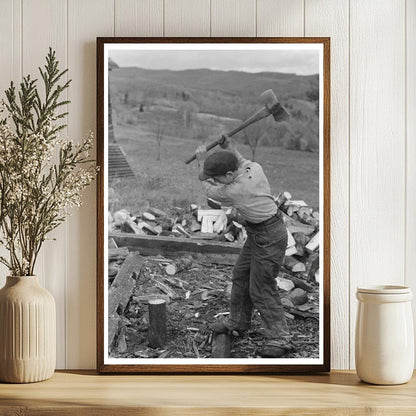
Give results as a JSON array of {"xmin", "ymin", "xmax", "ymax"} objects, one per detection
[{"xmin": 0, "ymin": 0, "xmax": 414, "ymax": 370}]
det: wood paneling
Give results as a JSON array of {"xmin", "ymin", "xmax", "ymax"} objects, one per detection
[
  {"xmin": 0, "ymin": 0, "xmax": 21, "ymax": 287},
  {"xmin": 349, "ymin": 0, "xmax": 406, "ymax": 368},
  {"xmin": 211, "ymin": 0, "xmax": 256, "ymax": 37},
  {"xmin": 305, "ymin": 0, "xmax": 350, "ymax": 370},
  {"xmin": 257, "ymin": 0, "xmax": 304, "ymax": 37},
  {"xmin": 165, "ymin": 0, "xmax": 210, "ymax": 37},
  {"xmin": 406, "ymin": 0, "xmax": 416, "ymax": 364},
  {"xmin": 115, "ymin": 0, "xmax": 163, "ymax": 37},
  {"xmin": 22, "ymin": 0, "xmax": 68, "ymax": 369},
  {"xmin": 66, "ymin": 0, "xmax": 114, "ymax": 369},
  {"xmin": 0, "ymin": 0, "xmax": 413, "ymax": 370}
]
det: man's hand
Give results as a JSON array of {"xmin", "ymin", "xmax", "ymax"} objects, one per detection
[
  {"xmin": 195, "ymin": 144, "xmax": 208, "ymax": 162},
  {"xmin": 219, "ymin": 133, "xmax": 234, "ymax": 150}
]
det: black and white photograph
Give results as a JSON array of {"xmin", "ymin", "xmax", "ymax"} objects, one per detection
[{"xmin": 97, "ymin": 38, "xmax": 330, "ymax": 373}]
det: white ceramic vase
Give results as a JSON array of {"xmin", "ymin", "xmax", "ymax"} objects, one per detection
[
  {"xmin": 0, "ymin": 276, "xmax": 56, "ymax": 383},
  {"xmin": 355, "ymin": 285, "xmax": 414, "ymax": 385}
]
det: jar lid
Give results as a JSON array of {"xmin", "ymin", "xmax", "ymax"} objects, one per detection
[{"xmin": 357, "ymin": 285, "xmax": 411, "ymax": 294}]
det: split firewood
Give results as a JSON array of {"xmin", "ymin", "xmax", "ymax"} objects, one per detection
[
  {"xmin": 305, "ymin": 231, "xmax": 320, "ymax": 252},
  {"xmin": 285, "ymin": 204, "xmax": 299, "ymax": 217},
  {"xmin": 312, "ymin": 211, "xmax": 320, "ymax": 219},
  {"xmin": 148, "ymin": 207, "xmax": 168, "ymax": 218},
  {"xmin": 276, "ymin": 276, "xmax": 295, "ymax": 291},
  {"xmin": 197, "ymin": 209, "xmax": 223, "ymax": 222},
  {"xmin": 190, "ymin": 219, "xmax": 201, "ymax": 232},
  {"xmin": 236, "ymin": 227, "xmax": 247, "ymax": 244},
  {"xmin": 148, "ymin": 299, "xmax": 167, "ymax": 349},
  {"xmin": 314, "ymin": 268, "xmax": 320, "ymax": 283},
  {"xmin": 279, "ymin": 272, "xmax": 314, "ymax": 292},
  {"xmin": 201, "ymin": 215, "xmax": 218, "ymax": 233},
  {"xmin": 292, "ymin": 232, "xmax": 309, "ymax": 256},
  {"xmin": 298, "ymin": 207, "xmax": 313, "ymax": 217},
  {"xmin": 286, "ymin": 230, "xmax": 298, "ymax": 256},
  {"xmin": 281, "ymin": 297, "xmax": 295, "ymax": 308},
  {"xmin": 224, "ymin": 232, "xmax": 235, "ymax": 242},
  {"xmin": 274, "ymin": 191, "xmax": 292, "ymax": 208},
  {"xmin": 284, "ymin": 200, "xmax": 308, "ymax": 208},
  {"xmin": 165, "ymin": 256, "xmax": 193, "ymax": 275},
  {"xmin": 286, "ymin": 221, "xmax": 315, "ymax": 236},
  {"xmin": 108, "ymin": 247, "xmax": 129, "ymax": 262},
  {"xmin": 305, "ymin": 252, "xmax": 320, "ymax": 281},
  {"xmin": 117, "ymin": 325, "xmax": 128, "ymax": 354},
  {"xmin": 121, "ymin": 220, "xmax": 145, "ymax": 235},
  {"xmin": 108, "ymin": 237, "xmax": 118, "ymax": 249},
  {"xmin": 213, "ymin": 211, "xmax": 227, "ymax": 234},
  {"xmin": 172, "ymin": 223, "xmax": 191, "ymax": 237},
  {"xmin": 207, "ymin": 197, "xmax": 221, "ymax": 209},
  {"xmin": 139, "ymin": 221, "xmax": 159, "ymax": 235},
  {"xmin": 284, "ymin": 256, "xmax": 306, "ymax": 273},
  {"xmin": 153, "ymin": 279, "xmax": 180, "ymax": 300},
  {"xmin": 288, "ymin": 288, "xmax": 309, "ymax": 305},
  {"xmin": 142, "ymin": 212, "xmax": 156, "ymax": 222},
  {"xmin": 113, "ymin": 209, "xmax": 132, "ymax": 226},
  {"xmin": 190, "ymin": 204, "xmax": 198, "ymax": 212},
  {"xmin": 288, "ymin": 307, "xmax": 319, "ymax": 320}
]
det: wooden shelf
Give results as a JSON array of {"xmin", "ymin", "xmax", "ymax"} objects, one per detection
[{"xmin": 0, "ymin": 370, "xmax": 415, "ymax": 415}]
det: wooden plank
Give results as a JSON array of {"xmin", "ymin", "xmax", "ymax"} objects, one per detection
[
  {"xmin": 110, "ymin": 233, "xmax": 241, "ymax": 265},
  {"xmin": 67, "ymin": 0, "xmax": 114, "ymax": 369},
  {"xmin": 211, "ymin": 0, "xmax": 256, "ymax": 37},
  {"xmin": 0, "ymin": 0, "xmax": 21, "ymax": 289},
  {"xmin": 22, "ymin": 0, "xmax": 67, "ymax": 370},
  {"xmin": 2, "ymin": 371, "xmax": 416, "ymax": 412},
  {"xmin": 108, "ymin": 252, "xmax": 145, "ymax": 346},
  {"xmin": 406, "ymin": 0, "xmax": 416, "ymax": 366},
  {"xmin": 257, "ymin": 0, "xmax": 304, "ymax": 36},
  {"xmin": 164, "ymin": 0, "xmax": 210, "ymax": 37},
  {"xmin": 350, "ymin": 0, "xmax": 406, "ymax": 369},
  {"xmin": 305, "ymin": 0, "xmax": 350, "ymax": 371},
  {"xmin": 115, "ymin": 0, "xmax": 163, "ymax": 36}
]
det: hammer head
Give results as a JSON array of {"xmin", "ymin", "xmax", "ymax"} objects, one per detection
[{"xmin": 258, "ymin": 89, "xmax": 291, "ymax": 122}]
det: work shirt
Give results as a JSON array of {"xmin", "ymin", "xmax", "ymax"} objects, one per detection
[{"xmin": 202, "ymin": 153, "xmax": 277, "ymax": 224}]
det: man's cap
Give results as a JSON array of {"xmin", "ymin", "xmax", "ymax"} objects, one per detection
[{"xmin": 201, "ymin": 150, "xmax": 239, "ymax": 181}]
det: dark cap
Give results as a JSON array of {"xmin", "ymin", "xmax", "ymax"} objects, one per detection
[{"xmin": 201, "ymin": 150, "xmax": 239, "ymax": 181}]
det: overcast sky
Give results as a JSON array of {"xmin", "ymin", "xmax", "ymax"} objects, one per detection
[{"xmin": 108, "ymin": 49, "xmax": 319, "ymax": 75}]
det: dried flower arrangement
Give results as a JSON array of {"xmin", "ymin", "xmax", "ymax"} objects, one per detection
[{"xmin": 0, "ymin": 48, "xmax": 97, "ymax": 276}]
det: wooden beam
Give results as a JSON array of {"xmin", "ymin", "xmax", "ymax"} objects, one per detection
[
  {"xmin": 110, "ymin": 233, "xmax": 241, "ymax": 265},
  {"xmin": 108, "ymin": 252, "xmax": 144, "ymax": 346}
]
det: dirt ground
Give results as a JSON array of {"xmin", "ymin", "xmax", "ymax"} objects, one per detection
[{"xmin": 109, "ymin": 254, "xmax": 319, "ymax": 360}]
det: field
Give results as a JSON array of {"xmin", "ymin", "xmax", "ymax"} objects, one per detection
[
  {"xmin": 109, "ymin": 65, "xmax": 319, "ymax": 215},
  {"xmin": 112, "ymin": 123, "xmax": 319, "ymax": 214}
]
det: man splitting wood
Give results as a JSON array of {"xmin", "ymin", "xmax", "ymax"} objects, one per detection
[{"xmin": 195, "ymin": 135, "xmax": 294, "ymax": 358}]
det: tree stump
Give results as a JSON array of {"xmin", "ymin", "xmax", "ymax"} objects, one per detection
[{"xmin": 148, "ymin": 299, "xmax": 167, "ymax": 349}]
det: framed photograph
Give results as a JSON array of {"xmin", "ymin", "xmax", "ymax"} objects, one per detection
[{"xmin": 97, "ymin": 37, "xmax": 330, "ymax": 373}]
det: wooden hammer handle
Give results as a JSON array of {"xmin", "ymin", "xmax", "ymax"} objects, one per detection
[
  {"xmin": 185, "ymin": 106, "xmax": 271, "ymax": 165},
  {"xmin": 184, "ymin": 137, "xmax": 224, "ymax": 165}
]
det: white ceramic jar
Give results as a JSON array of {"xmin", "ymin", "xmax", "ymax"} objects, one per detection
[{"xmin": 355, "ymin": 285, "xmax": 414, "ymax": 385}]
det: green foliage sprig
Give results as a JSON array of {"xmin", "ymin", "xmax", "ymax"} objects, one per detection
[{"xmin": 0, "ymin": 48, "xmax": 96, "ymax": 276}]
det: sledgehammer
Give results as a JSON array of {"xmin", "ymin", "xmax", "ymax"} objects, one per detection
[{"xmin": 184, "ymin": 89, "xmax": 290, "ymax": 164}]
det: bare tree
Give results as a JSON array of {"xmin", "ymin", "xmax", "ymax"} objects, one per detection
[{"xmin": 155, "ymin": 116, "xmax": 168, "ymax": 161}]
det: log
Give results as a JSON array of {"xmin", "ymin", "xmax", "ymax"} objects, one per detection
[
  {"xmin": 165, "ymin": 256, "xmax": 193, "ymax": 275},
  {"xmin": 108, "ymin": 252, "xmax": 145, "ymax": 346},
  {"xmin": 288, "ymin": 288, "xmax": 309, "ymax": 305},
  {"xmin": 148, "ymin": 299, "xmax": 167, "ymax": 349},
  {"xmin": 143, "ymin": 212, "xmax": 156, "ymax": 221},
  {"xmin": 211, "ymin": 333, "xmax": 232, "ymax": 358},
  {"xmin": 284, "ymin": 256, "xmax": 306, "ymax": 273},
  {"xmin": 280, "ymin": 272, "xmax": 314, "ymax": 292}
]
